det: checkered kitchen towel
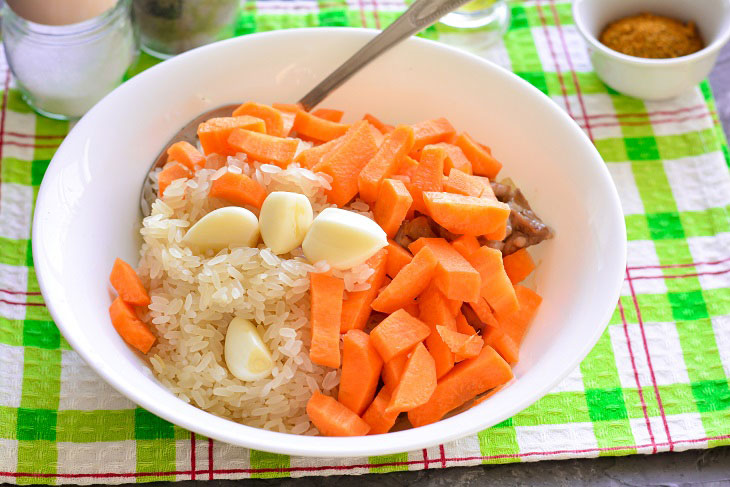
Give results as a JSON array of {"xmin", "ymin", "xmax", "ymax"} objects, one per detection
[{"xmin": 1, "ymin": 0, "xmax": 730, "ymax": 483}]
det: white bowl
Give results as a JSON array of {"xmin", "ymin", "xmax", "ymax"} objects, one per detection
[
  {"xmin": 32, "ymin": 28, "xmax": 626, "ymax": 457},
  {"xmin": 573, "ymin": 0, "xmax": 730, "ymax": 100}
]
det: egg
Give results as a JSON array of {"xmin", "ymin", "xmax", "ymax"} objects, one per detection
[
  {"xmin": 224, "ymin": 317, "xmax": 274, "ymax": 382},
  {"xmin": 258, "ymin": 191, "xmax": 313, "ymax": 255},
  {"xmin": 182, "ymin": 206, "xmax": 259, "ymax": 252},
  {"xmin": 302, "ymin": 207, "xmax": 388, "ymax": 270}
]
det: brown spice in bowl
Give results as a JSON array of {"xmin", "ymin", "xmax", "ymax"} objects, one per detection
[{"xmin": 600, "ymin": 12, "xmax": 704, "ymax": 59}]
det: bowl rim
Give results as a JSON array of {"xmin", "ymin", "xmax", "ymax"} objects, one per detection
[
  {"xmin": 33, "ymin": 27, "xmax": 627, "ymax": 457},
  {"xmin": 572, "ymin": 0, "xmax": 730, "ymax": 66}
]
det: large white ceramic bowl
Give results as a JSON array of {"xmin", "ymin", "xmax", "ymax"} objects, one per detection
[
  {"xmin": 33, "ymin": 28, "xmax": 626, "ymax": 457},
  {"xmin": 573, "ymin": 0, "xmax": 730, "ymax": 100}
]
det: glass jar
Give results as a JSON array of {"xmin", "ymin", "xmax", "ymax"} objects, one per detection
[
  {"xmin": 2, "ymin": 0, "xmax": 140, "ymax": 120},
  {"xmin": 441, "ymin": 0, "xmax": 510, "ymax": 41},
  {"xmin": 133, "ymin": 0, "xmax": 240, "ymax": 58}
]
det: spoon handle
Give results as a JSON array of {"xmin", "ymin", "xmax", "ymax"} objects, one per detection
[{"xmin": 298, "ymin": 0, "xmax": 473, "ymax": 111}]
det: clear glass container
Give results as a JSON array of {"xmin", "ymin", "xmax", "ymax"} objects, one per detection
[
  {"xmin": 1, "ymin": 0, "xmax": 140, "ymax": 120},
  {"xmin": 132, "ymin": 0, "xmax": 240, "ymax": 58},
  {"xmin": 441, "ymin": 0, "xmax": 510, "ymax": 40}
]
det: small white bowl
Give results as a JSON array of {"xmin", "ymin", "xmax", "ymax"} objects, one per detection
[
  {"xmin": 573, "ymin": 0, "xmax": 730, "ymax": 100},
  {"xmin": 32, "ymin": 28, "xmax": 626, "ymax": 457}
]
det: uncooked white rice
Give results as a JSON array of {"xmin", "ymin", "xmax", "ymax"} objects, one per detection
[{"xmin": 139, "ymin": 156, "xmax": 377, "ymax": 434}]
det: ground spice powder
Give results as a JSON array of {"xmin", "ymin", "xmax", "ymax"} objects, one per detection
[{"xmin": 600, "ymin": 12, "xmax": 704, "ymax": 59}]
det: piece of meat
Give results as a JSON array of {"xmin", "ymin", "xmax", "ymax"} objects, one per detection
[
  {"xmin": 394, "ymin": 215, "xmax": 437, "ymax": 248},
  {"xmin": 490, "ymin": 180, "xmax": 553, "ymax": 255}
]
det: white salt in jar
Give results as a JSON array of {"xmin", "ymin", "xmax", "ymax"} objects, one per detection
[{"xmin": 2, "ymin": 0, "xmax": 139, "ymax": 119}]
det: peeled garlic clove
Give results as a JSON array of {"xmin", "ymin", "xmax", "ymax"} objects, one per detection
[
  {"xmin": 302, "ymin": 207, "xmax": 388, "ymax": 270},
  {"xmin": 224, "ymin": 317, "xmax": 274, "ymax": 381},
  {"xmin": 259, "ymin": 191, "xmax": 313, "ymax": 255},
  {"xmin": 182, "ymin": 206, "xmax": 259, "ymax": 252}
]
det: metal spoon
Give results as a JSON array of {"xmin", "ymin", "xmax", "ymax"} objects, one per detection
[{"xmin": 140, "ymin": 0, "xmax": 472, "ymax": 213}]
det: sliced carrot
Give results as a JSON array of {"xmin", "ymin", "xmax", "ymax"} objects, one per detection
[
  {"xmin": 204, "ymin": 153, "xmax": 228, "ymax": 170},
  {"xmin": 428, "ymin": 142, "xmax": 472, "ymax": 175},
  {"xmin": 314, "ymin": 120, "xmax": 379, "ymax": 206},
  {"xmin": 369, "ymin": 123, "xmax": 385, "ymax": 147},
  {"xmin": 468, "ymin": 297, "xmax": 500, "ymax": 329},
  {"xmin": 294, "ymin": 136, "xmax": 345, "ymax": 169},
  {"xmin": 386, "ymin": 343, "xmax": 437, "ymax": 413},
  {"xmin": 483, "ymin": 326, "xmax": 519, "ymax": 364},
  {"xmin": 436, "ymin": 325, "xmax": 483, "ymax": 361},
  {"xmin": 363, "ymin": 113, "xmax": 395, "ymax": 134},
  {"xmin": 362, "ymin": 388, "xmax": 400, "ymax": 435},
  {"xmin": 381, "ymin": 354, "xmax": 408, "ymax": 393},
  {"xmin": 385, "ymin": 239, "xmax": 413, "ymax": 279},
  {"xmin": 408, "ymin": 238, "xmax": 481, "ymax": 303},
  {"xmin": 466, "ymin": 246, "xmax": 519, "ymax": 317},
  {"xmin": 358, "ymin": 125, "xmax": 415, "ymax": 203},
  {"xmin": 371, "ymin": 246, "xmax": 439, "ymax": 314},
  {"xmin": 411, "ymin": 118, "xmax": 456, "ymax": 152},
  {"xmin": 408, "ymin": 346, "xmax": 513, "ymax": 427},
  {"xmin": 232, "ymin": 102, "xmax": 287, "ymax": 137},
  {"xmin": 309, "ymin": 273, "xmax": 344, "ymax": 368},
  {"xmin": 198, "ymin": 116, "xmax": 266, "ymax": 156},
  {"xmin": 341, "ymin": 249, "xmax": 388, "ymax": 333},
  {"xmin": 484, "ymin": 218, "xmax": 508, "ymax": 241},
  {"xmin": 443, "ymin": 168, "xmax": 491, "ymax": 198},
  {"xmin": 396, "ymin": 155, "xmax": 419, "ymax": 180},
  {"xmin": 473, "ymin": 175, "xmax": 497, "ymax": 200},
  {"xmin": 468, "ymin": 384, "xmax": 507, "ymax": 411},
  {"xmin": 455, "ymin": 312, "xmax": 477, "ymax": 335},
  {"xmin": 422, "ymin": 192, "xmax": 510, "ymax": 236},
  {"xmin": 409, "ymin": 145, "xmax": 446, "ymax": 214},
  {"xmin": 503, "ymin": 248, "xmax": 536, "ymax": 284},
  {"xmin": 110, "ymin": 258, "xmax": 151, "ymax": 306},
  {"xmin": 227, "ymin": 129, "xmax": 299, "ymax": 168},
  {"xmin": 496, "ymin": 284, "xmax": 542, "ymax": 345},
  {"xmin": 294, "ymin": 110, "xmax": 351, "ymax": 142},
  {"xmin": 271, "ymin": 102, "xmax": 303, "ymax": 113},
  {"xmin": 158, "ymin": 161, "xmax": 192, "ymax": 198},
  {"xmin": 403, "ymin": 300, "xmax": 420, "ymax": 318},
  {"xmin": 417, "ymin": 283, "xmax": 456, "ymax": 379},
  {"xmin": 209, "ymin": 170, "xmax": 267, "ymax": 209},
  {"xmin": 339, "ymin": 329, "xmax": 384, "ymax": 415},
  {"xmin": 451, "ymin": 235, "xmax": 480, "ymax": 260},
  {"xmin": 108, "ymin": 297, "xmax": 156, "ymax": 353},
  {"xmin": 374, "ymin": 179, "xmax": 413, "ymax": 239},
  {"xmin": 166, "ymin": 141, "xmax": 205, "ymax": 170},
  {"xmin": 307, "ymin": 391, "xmax": 370, "ymax": 436},
  {"xmin": 455, "ymin": 132, "xmax": 502, "ymax": 179},
  {"xmin": 370, "ymin": 309, "xmax": 431, "ymax": 363},
  {"xmin": 311, "ymin": 108, "xmax": 344, "ymax": 123}
]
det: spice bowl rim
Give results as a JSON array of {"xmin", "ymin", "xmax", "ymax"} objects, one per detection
[{"xmin": 572, "ymin": 0, "xmax": 730, "ymax": 67}]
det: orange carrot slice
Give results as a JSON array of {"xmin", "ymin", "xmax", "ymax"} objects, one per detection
[
  {"xmin": 373, "ymin": 179, "xmax": 413, "ymax": 239},
  {"xmin": 314, "ymin": 120, "xmax": 379, "ymax": 206},
  {"xmin": 408, "ymin": 238, "xmax": 481, "ymax": 303},
  {"xmin": 484, "ymin": 219, "xmax": 508, "ymax": 241},
  {"xmin": 451, "ymin": 235, "xmax": 480, "ymax": 260},
  {"xmin": 209, "ymin": 171, "xmax": 267, "ymax": 209},
  {"xmin": 408, "ymin": 145, "xmax": 446, "ymax": 214},
  {"xmin": 227, "ymin": 129, "xmax": 299, "ymax": 168},
  {"xmin": 455, "ymin": 132, "xmax": 502, "ymax": 179},
  {"xmin": 198, "ymin": 116, "xmax": 266, "ymax": 156},
  {"xmin": 428, "ymin": 142, "xmax": 472, "ymax": 175},
  {"xmin": 381, "ymin": 354, "xmax": 408, "ymax": 393},
  {"xmin": 340, "ymin": 249, "xmax": 388, "ymax": 333},
  {"xmin": 158, "ymin": 161, "xmax": 192, "ymax": 198},
  {"xmin": 309, "ymin": 273, "xmax": 344, "ymax": 368},
  {"xmin": 443, "ymin": 168, "xmax": 492, "ymax": 198},
  {"xmin": 436, "ymin": 325, "xmax": 483, "ymax": 361},
  {"xmin": 408, "ymin": 346, "xmax": 513, "ymax": 427},
  {"xmin": 496, "ymin": 284, "xmax": 542, "ymax": 345},
  {"xmin": 294, "ymin": 110, "xmax": 351, "ymax": 142},
  {"xmin": 232, "ymin": 102, "xmax": 287, "ymax": 137},
  {"xmin": 306, "ymin": 391, "xmax": 370, "ymax": 436},
  {"xmin": 363, "ymin": 113, "xmax": 395, "ymax": 134},
  {"xmin": 483, "ymin": 326, "xmax": 519, "ymax": 364},
  {"xmin": 467, "ymin": 246, "xmax": 519, "ymax": 317},
  {"xmin": 294, "ymin": 136, "xmax": 345, "ymax": 169},
  {"xmin": 166, "ymin": 141, "xmax": 205, "ymax": 170},
  {"xmin": 385, "ymin": 239, "xmax": 413, "ymax": 279},
  {"xmin": 386, "ymin": 343, "xmax": 437, "ymax": 413},
  {"xmin": 370, "ymin": 309, "xmax": 431, "ymax": 363},
  {"xmin": 108, "ymin": 297, "xmax": 156, "ymax": 354},
  {"xmin": 362, "ymin": 388, "xmax": 400, "ymax": 435},
  {"xmin": 417, "ymin": 282, "xmax": 456, "ymax": 379},
  {"xmin": 422, "ymin": 192, "xmax": 510, "ymax": 236},
  {"xmin": 468, "ymin": 297, "xmax": 500, "ymax": 329},
  {"xmin": 455, "ymin": 312, "xmax": 477, "ymax": 335},
  {"xmin": 311, "ymin": 108, "xmax": 344, "ymax": 123},
  {"xmin": 339, "ymin": 329, "xmax": 383, "ymax": 415},
  {"xmin": 411, "ymin": 118, "xmax": 456, "ymax": 152},
  {"xmin": 371, "ymin": 246, "xmax": 439, "ymax": 314},
  {"xmin": 403, "ymin": 300, "xmax": 420, "ymax": 318},
  {"xmin": 358, "ymin": 125, "xmax": 415, "ymax": 203},
  {"xmin": 110, "ymin": 258, "xmax": 151, "ymax": 306},
  {"xmin": 503, "ymin": 248, "xmax": 536, "ymax": 284}
]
